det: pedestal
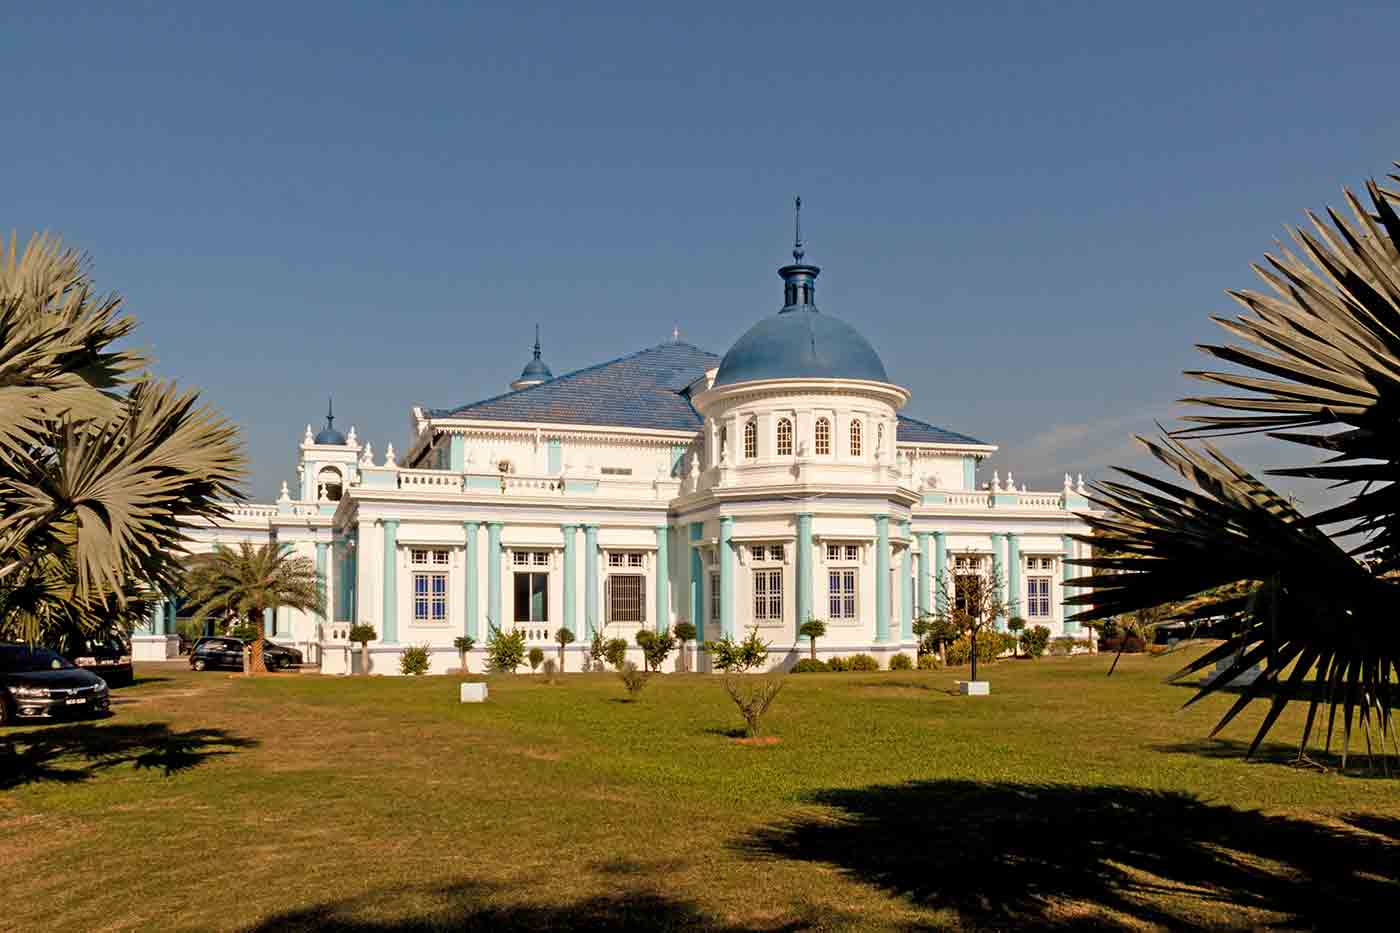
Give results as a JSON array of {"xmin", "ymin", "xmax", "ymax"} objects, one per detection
[
  {"xmin": 958, "ymin": 680, "xmax": 990, "ymax": 696},
  {"xmin": 459, "ymin": 683, "xmax": 488, "ymax": 703},
  {"xmin": 132, "ymin": 634, "xmax": 180, "ymax": 661}
]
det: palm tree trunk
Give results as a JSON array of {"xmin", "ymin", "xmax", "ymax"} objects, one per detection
[
  {"xmin": 809, "ymin": 638, "xmax": 816, "ymax": 661},
  {"xmin": 360, "ymin": 642, "xmax": 368, "ymax": 675}
]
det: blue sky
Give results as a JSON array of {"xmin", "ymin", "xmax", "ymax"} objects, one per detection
[{"xmin": 5, "ymin": 2, "xmax": 1396, "ymax": 505}]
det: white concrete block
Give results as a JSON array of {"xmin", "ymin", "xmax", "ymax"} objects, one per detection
[
  {"xmin": 958, "ymin": 680, "xmax": 990, "ymax": 696},
  {"xmin": 459, "ymin": 682, "xmax": 488, "ymax": 703}
]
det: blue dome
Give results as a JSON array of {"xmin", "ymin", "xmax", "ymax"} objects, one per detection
[
  {"xmin": 314, "ymin": 425, "xmax": 347, "ymax": 445},
  {"xmin": 519, "ymin": 357, "xmax": 553, "ymax": 381},
  {"xmin": 714, "ymin": 306, "xmax": 889, "ymax": 387}
]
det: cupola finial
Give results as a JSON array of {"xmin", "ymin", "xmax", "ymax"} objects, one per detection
[
  {"xmin": 325, "ymin": 397, "xmax": 335, "ymax": 430},
  {"xmin": 533, "ymin": 323, "xmax": 542, "ymax": 360},
  {"xmin": 793, "ymin": 196, "xmax": 804, "ymax": 263}
]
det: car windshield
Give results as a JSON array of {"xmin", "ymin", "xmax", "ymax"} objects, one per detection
[{"xmin": 0, "ymin": 646, "xmax": 75, "ymax": 672}]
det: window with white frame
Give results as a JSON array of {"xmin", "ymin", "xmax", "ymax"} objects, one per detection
[
  {"xmin": 753, "ymin": 568, "xmax": 782, "ymax": 623},
  {"xmin": 776, "ymin": 417, "xmax": 793, "ymax": 456},
  {"xmin": 1027, "ymin": 576, "xmax": 1052, "ymax": 618},
  {"xmin": 512, "ymin": 551, "xmax": 549, "ymax": 623},
  {"xmin": 825, "ymin": 543, "xmax": 860, "ymax": 562},
  {"xmin": 751, "ymin": 543, "xmax": 785, "ymax": 563},
  {"xmin": 828, "ymin": 568, "xmax": 857, "ymax": 620},
  {"xmin": 605, "ymin": 573, "xmax": 644, "ymax": 623},
  {"xmin": 743, "ymin": 419, "xmax": 757, "ymax": 459},
  {"xmin": 953, "ymin": 554, "xmax": 986, "ymax": 616},
  {"xmin": 411, "ymin": 548, "xmax": 450, "ymax": 623},
  {"xmin": 607, "ymin": 551, "xmax": 644, "ymax": 569},
  {"xmin": 814, "ymin": 417, "xmax": 831, "ymax": 455},
  {"xmin": 850, "ymin": 419, "xmax": 863, "ymax": 456},
  {"xmin": 710, "ymin": 571, "xmax": 721, "ymax": 623}
]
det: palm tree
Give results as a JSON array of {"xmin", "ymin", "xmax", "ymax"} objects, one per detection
[
  {"xmin": 184, "ymin": 543, "xmax": 323, "ymax": 674},
  {"xmin": 798, "ymin": 618, "xmax": 827, "ymax": 661},
  {"xmin": 0, "ymin": 233, "xmax": 244, "ymax": 644},
  {"xmin": 554, "ymin": 626, "xmax": 575, "ymax": 673},
  {"xmin": 453, "ymin": 634, "xmax": 475, "ymax": 674},
  {"xmin": 1071, "ymin": 163, "xmax": 1400, "ymax": 770}
]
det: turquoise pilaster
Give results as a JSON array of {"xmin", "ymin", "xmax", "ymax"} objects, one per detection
[
  {"xmin": 934, "ymin": 531, "xmax": 947, "ymax": 611},
  {"xmin": 795, "ymin": 513, "xmax": 813, "ymax": 639},
  {"xmin": 689, "ymin": 522, "xmax": 704, "ymax": 643},
  {"xmin": 916, "ymin": 531, "xmax": 930, "ymax": 617},
  {"xmin": 381, "ymin": 519, "xmax": 399, "ymax": 643},
  {"xmin": 315, "ymin": 542, "xmax": 329, "ymax": 624},
  {"xmin": 1007, "ymin": 532, "xmax": 1021, "ymax": 620},
  {"xmin": 487, "ymin": 521, "xmax": 503, "ymax": 633},
  {"xmin": 962, "ymin": 456, "xmax": 977, "ymax": 490},
  {"xmin": 584, "ymin": 524, "xmax": 599, "ymax": 636},
  {"xmin": 654, "ymin": 525, "xmax": 669, "ymax": 632},
  {"xmin": 1062, "ymin": 533, "xmax": 1077, "ymax": 634},
  {"xmin": 142, "ymin": 599, "xmax": 158, "ymax": 635},
  {"xmin": 990, "ymin": 532, "xmax": 1005, "ymax": 630},
  {"xmin": 900, "ymin": 521, "xmax": 913, "ymax": 640},
  {"xmin": 718, "ymin": 516, "xmax": 735, "ymax": 638},
  {"xmin": 547, "ymin": 439, "xmax": 561, "ymax": 474},
  {"xmin": 449, "ymin": 435, "xmax": 465, "ymax": 471},
  {"xmin": 875, "ymin": 515, "xmax": 890, "ymax": 642},
  {"xmin": 464, "ymin": 521, "xmax": 480, "ymax": 639},
  {"xmin": 562, "ymin": 524, "xmax": 577, "ymax": 636}
]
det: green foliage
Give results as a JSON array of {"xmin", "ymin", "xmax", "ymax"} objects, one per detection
[
  {"xmin": 673, "ymin": 621, "xmax": 696, "ymax": 644},
  {"xmin": 635, "ymin": 628, "xmax": 675, "ymax": 672},
  {"xmin": 1007, "ymin": 617, "xmax": 1026, "ymax": 634},
  {"xmin": 705, "ymin": 626, "xmax": 771, "ymax": 673},
  {"xmin": 723, "ymin": 675, "xmax": 785, "ymax": 737},
  {"xmin": 917, "ymin": 653, "xmax": 940, "ymax": 671},
  {"xmin": 542, "ymin": 658, "xmax": 557, "ymax": 678},
  {"xmin": 798, "ymin": 618, "xmax": 827, "ymax": 660},
  {"xmin": 945, "ymin": 630, "xmax": 1014, "ymax": 667},
  {"xmin": 184, "ymin": 542, "xmax": 323, "ymax": 671},
  {"xmin": 1049, "ymin": 636, "xmax": 1091, "ymax": 656},
  {"xmin": 400, "ymin": 643, "xmax": 431, "ymax": 676},
  {"xmin": 603, "ymin": 637, "xmax": 629, "ymax": 671},
  {"xmin": 1021, "ymin": 625, "xmax": 1051, "ymax": 659},
  {"xmin": 176, "ymin": 616, "xmax": 208, "ymax": 646},
  {"xmin": 826, "ymin": 656, "xmax": 850, "ymax": 672},
  {"xmin": 453, "ymin": 635, "xmax": 475, "ymax": 654},
  {"xmin": 791, "ymin": 658, "xmax": 829, "ymax": 673},
  {"xmin": 618, "ymin": 660, "xmax": 649, "ymax": 699},
  {"xmin": 554, "ymin": 626, "xmax": 575, "ymax": 672},
  {"xmin": 848, "ymin": 653, "xmax": 880, "ymax": 672},
  {"xmin": 587, "ymin": 629, "xmax": 608, "ymax": 672},
  {"xmin": 528, "ymin": 647, "xmax": 545, "ymax": 671},
  {"xmin": 486, "ymin": 625, "xmax": 527, "ymax": 673},
  {"xmin": 889, "ymin": 653, "xmax": 913, "ymax": 671},
  {"xmin": 348, "ymin": 623, "xmax": 377, "ymax": 646},
  {"xmin": 913, "ymin": 612, "xmax": 960, "ymax": 658},
  {"xmin": 230, "ymin": 620, "xmax": 261, "ymax": 642}
]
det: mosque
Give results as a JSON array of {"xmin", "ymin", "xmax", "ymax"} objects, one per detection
[{"xmin": 134, "ymin": 210, "xmax": 1095, "ymax": 672}]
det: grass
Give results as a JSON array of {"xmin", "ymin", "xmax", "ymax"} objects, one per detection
[{"xmin": 2, "ymin": 647, "xmax": 1397, "ymax": 930}]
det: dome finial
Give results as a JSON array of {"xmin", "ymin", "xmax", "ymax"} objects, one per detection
[
  {"xmin": 533, "ymin": 323, "xmax": 542, "ymax": 360},
  {"xmin": 326, "ymin": 397, "xmax": 335, "ymax": 429},
  {"xmin": 792, "ymin": 196, "xmax": 804, "ymax": 263}
]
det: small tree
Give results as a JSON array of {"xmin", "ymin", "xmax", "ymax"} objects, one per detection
[
  {"xmin": 636, "ymin": 629, "xmax": 675, "ymax": 672},
  {"xmin": 485, "ymin": 624, "xmax": 527, "ymax": 673},
  {"xmin": 635, "ymin": 629, "xmax": 656, "ymax": 671},
  {"xmin": 588, "ymin": 629, "xmax": 608, "ymax": 672},
  {"xmin": 913, "ymin": 612, "xmax": 958, "ymax": 662},
  {"xmin": 725, "ymin": 677, "xmax": 784, "ymax": 737},
  {"xmin": 400, "ymin": 642, "xmax": 431, "ymax": 675},
  {"xmin": 1007, "ymin": 616, "xmax": 1027, "ymax": 658},
  {"xmin": 618, "ymin": 660, "xmax": 650, "ymax": 700},
  {"xmin": 452, "ymin": 635, "xmax": 475, "ymax": 674},
  {"xmin": 706, "ymin": 626, "xmax": 771, "ymax": 673},
  {"xmin": 673, "ymin": 621, "xmax": 697, "ymax": 672},
  {"xmin": 604, "ymin": 637, "xmax": 629, "ymax": 671},
  {"xmin": 554, "ymin": 626, "xmax": 575, "ymax": 672},
  {"xmin": 528, "ymin": 647, "xmax": 545, "ymax": 672},
  {"xmin": 929, "ymin": 565, "xmax": 1009, "ymax": 684},
  {"xmin": 348, "ymin": 623, "xmax": 377, "ymax": 676},
  {"xmin": 798, "ymin": 618, "xmax": 827, "ymax": 661}
]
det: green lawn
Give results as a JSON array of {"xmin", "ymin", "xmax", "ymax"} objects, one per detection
[{"xmin": 2, "ymin": 648, "xmax": 1397, "ymax": 931}]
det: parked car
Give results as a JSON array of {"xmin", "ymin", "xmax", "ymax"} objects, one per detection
[
  {"xmin": 0, "ymin": 642, "xmax": 111, "ymax": 726},
  {"xmin": 189, "ymin": 637, "xmax": 303, "ymax": 671},
  {"xmin": 59, "ymin": 634, "xmax": 133, "ymax": 687}
]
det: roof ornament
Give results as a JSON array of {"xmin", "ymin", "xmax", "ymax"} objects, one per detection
[
  {"xmin": 793, "ymin": 196, "xmax": 804, "ymax": 263},
  {"xmin": 672, "ymin": 325, "xmax": 680, "ymax": 343},
  {"xmin": 532, "ymin": 324, "xmax": 542, "ymax": 361}
]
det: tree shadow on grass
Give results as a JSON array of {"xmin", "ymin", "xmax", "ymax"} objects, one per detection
[
  {"xmin": 1154, "ymin": 737, "xmax": 1399, "ymax": 775},
  {"xmin": 0, "ymin": 722, "xmax": 256, "ymax": 790},
  {"xmin": 737, "ymin": 779, "xmax": 1400, "ymax": 929},
  {"xmin": 247, "ymin": 878, "xmax": 830, "ymax": 932}
]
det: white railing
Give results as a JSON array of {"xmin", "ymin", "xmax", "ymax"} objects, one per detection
[
  {"xmin": 219, "ymin": 504, "xmax": 278, "ymax": 520},
  {"xmin": 942, "ymin": 492, "xmax": 991, "ymax": 508},
  {"xmin": 1019, "ymin": 494, "xmax": 1064, "ymax": 508},
  {"xmin": 399, "ymin": 469, "xmax": 462, "ymax": 490}
]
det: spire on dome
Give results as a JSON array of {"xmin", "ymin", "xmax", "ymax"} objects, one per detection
[
  {"xmin": 778, "ymin": 196, "xmax": 820, "ymax": 311},
  {"xmin": 511, "ymin": 324, "xmax": 554, "ymax": 390},
  {"xmin": 793, "ymin": 195, "xmax": 804, "ymax": 263},
  {"xmin": 313, "ymin": 396, "xmax": 348, "ymax": 445}
]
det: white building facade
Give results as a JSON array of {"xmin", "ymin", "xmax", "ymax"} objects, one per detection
[{"xmin": 133, "ymin": 240, "xmax": 1094, "ymax": 672}]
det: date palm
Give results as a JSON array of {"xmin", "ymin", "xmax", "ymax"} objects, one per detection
[
  {"xmin": 0, "ymin": 233, "xmax": 244, "ymax": 642},
  {"xmin": 184, "ymin": 543, "xmax": 323, "ymax": 674},
  {"xmin": 1070, "ymin": 164, "xmax": 1400, "ymax": 771}
]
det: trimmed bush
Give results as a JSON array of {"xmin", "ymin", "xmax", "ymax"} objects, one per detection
[
  {"xmin": 486, "ymin": 625, "xmax": 527, "ymax": 673},
  {"xmin": 528, "ymin": 647, "xmax": 545, "ymax": 672},
  {"xmin": 1049, "ymin": 636, "xmax": 1092, "ymax": 656},
  {"xmin": 917, "ymin": 653, "xmax": 940, "ymax": 671},
  {"xmin": 791, "ymin": 658, "xmax": 829, "ymax": 673},
  {"xmin": 888, "ymin": 653, "xmax": 913, "ymax": 671},
  {"xmin": 848, "ymin": 653, "xmax": 880, "ymax": 672},
  {"xmin": 618, "ymin": 660, "xmax": 650, "ymax": 699},
  {"xmin": 945, "ymin": 630, "xmax": 1015, "ymax": 667},
  {"xmin": 604, "ymin": 637, "xmax": 629, "ymax": 671},
  {"xmin": 400, "ymin": 643, "xmax": 431, "ymax": 676},
  {"xmin": 826, "ymin": 656, "xmax": 850, "ymax": 672},
  {"xmin": 1021, "ymin": 625, "xmax": 1051, "ymax": 659}
]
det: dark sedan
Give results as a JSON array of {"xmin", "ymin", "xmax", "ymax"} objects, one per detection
[
  {"xmin": 189, "ymin": 637, "xmax": 303, "ymax": 671},
  {"xmin": 0, "ymin": 643, "xmax": 111, "ymax": 726},
  {"xmin": 62, "ymin": 634, "xmax": 134, "ymax": 687}
]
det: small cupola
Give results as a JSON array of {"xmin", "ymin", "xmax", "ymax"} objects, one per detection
[
  {"xmin": 313, "ymin": 398, "xmax": 348, "ymax": 445},
  {"xmin": 511, "ymin": 325, "xmax": 554, "ymax": 391},
  {"xmin": 779, "ymin": 196, "xmax": 820, "ymax": 310}
]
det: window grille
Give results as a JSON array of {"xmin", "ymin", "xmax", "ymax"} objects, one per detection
[
  {"xmin": 753, "ymin": 568, "xmax": 783, "ymax": 622},
  {"xmin": 1027, "ymin": 577, "xmax": 1052, "ymax": 617},
  {"xmin": 815, "ymin": 417, "xmax": 831, "ymax": 455},
  {"xmin": 828, "ymin": 569, "xmax": 857, "ymax": 619},
  {"xmin": 850, "ymin": 420, "xmax": 862, "ymax": 456},
  {"xmin": 743, "ymin": 420, "xmax": 757, "ymax": 459},
  {"xmin": 777, "ymin": 418, "xmax": 793, "ymax": 456},
  {"xmin": 605, "ymin": 574, "xmax": 644, "ymax": 623},
  {"xmin": 413, "ymin": 572, "xmax": 448, "ymax": 622},
  {"xmin": 710, "ymin": 572, "xmax": 721, "ymax": 623}
]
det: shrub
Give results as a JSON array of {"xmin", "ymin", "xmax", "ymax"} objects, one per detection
[
  {"xmin": 554, "ymin": 627, "xmax": 575, "ymax": 672},
  {"xmin": 706, "ymin": 627, "xmax": 771, "ymax": 673},
  {"xmin": 826, "ymin": 656, "xmax": 850, "ymax": 672},
  {"xmin": 1021, "ymin": 625, "xmax": 1051, "ymax": 659},
  {"xmin": 1049, "ymin": 636, "xmax": 1091, "ymax": 656},
  {"xmin": 791, "ymin": 658, "xmax": 829, "ymax": 673},
  {"xmin": 945, "ymin": 630, "xmax": 1014, "ymax": 667},
  {"xmin": 618, "ymin": 660, "xmax": 650, "ymax": 699},
  {"xmin": 889, "ymin": 653, "xmax": 913, "ymax": 671},
  {"xmin": 604, "ymin": 637, "xmax": 629, "ymax": 671},
  {"xmin": 636, "ymin": 629, "xmax": 675, "ymax": 672},
  {"xmin": 723, "ymin": 675, "xmax": 784, "ymax": 737},
  {"xmin": 848, "ymin": 653, "xmax": 880, "ymax": 672},
  {"xmin": 348, "ymin": 623, "xmax": 377, "ymax": 646},
  {"xmin": 486, "ymin": 625, "xmax": 527, "ymax": 673},
  {"xmin": 917, "ymin": 653, "xmax": 939, "ymax": 671},
  {"xmin": 528, "ymin": 647, "xmax": 545, "ymax": 672},
  {"xmin": 400, "ymin": 643, "xmax": 431, "ymax": 676},
  {"xmin": 452, "ymin": 635, "xmax": 475, "ymax": 673},
  {"xmin": 587, "ymin": 629, "xmax": 608, "ymax": 671},
  {"xmin": 1101, "ymin": 635, "xmax": 1146, "ymax": 654}
]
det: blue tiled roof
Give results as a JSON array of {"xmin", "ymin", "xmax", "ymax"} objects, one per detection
[
  {"xmin": 429, "ymin": 342, "xmax": 720, "ymax": 432},
  {"xmin": 430, "ymin": 341, "xmax": 986, "ymax": 445},
  {"xmin": 896, "ymin": 414, "xmax": 986, "ymax": 446}
]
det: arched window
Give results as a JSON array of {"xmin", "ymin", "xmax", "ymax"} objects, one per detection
[
  {"xmin": 743, "ymin": 419, "xmax": 757, "ymax": 459},
  {"xmin": 776, "ymin": 418, "xmax": 793, "ymax": 456},
  {"xmin": 814, "ymin": 417, "xmax": 831, "ymax": 455},
  {"xmin": 850, "ymin": 419, "xmax": 863, "ymax": 457}
]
